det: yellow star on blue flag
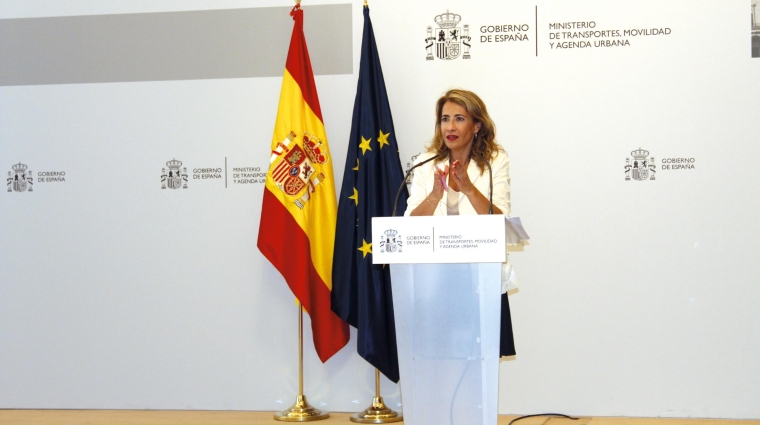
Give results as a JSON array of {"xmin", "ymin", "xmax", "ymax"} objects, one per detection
[
  {"xmin": 357, "ymin": 239, "xmax": 372, "ymax": 258},
  {"xmin": 359, "ymin": 136, "xmax": 372, "ymax": 155},
  {"xmin": 378, "ymin": 130, "xmax": 390, "ymax": 149}
]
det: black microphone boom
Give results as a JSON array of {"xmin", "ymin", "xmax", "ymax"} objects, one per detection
[{"xmin": 391, "ymin": 154, "xmax": 440, "ymax": 217}]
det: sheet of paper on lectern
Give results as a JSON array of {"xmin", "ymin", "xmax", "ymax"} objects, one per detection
[{"xmin": 505, "ymin": 217, "xmax": 530, "ymax": 246}]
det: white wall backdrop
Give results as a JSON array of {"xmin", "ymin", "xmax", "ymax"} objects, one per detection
[{"xmin": 1, "ymin": 0, "xmax": 759, "ymax": 419}]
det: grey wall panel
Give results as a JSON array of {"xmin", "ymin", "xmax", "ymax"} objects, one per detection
[{"xmin": 0, "ymin": 4, "xmax": 352, "ymax": 86}]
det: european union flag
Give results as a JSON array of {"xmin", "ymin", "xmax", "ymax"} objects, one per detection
[{"xmin": 331, "ymin": 5, "xmax": 406, "ymax": 383}]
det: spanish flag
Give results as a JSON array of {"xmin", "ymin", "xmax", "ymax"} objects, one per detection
[{"xmin": 257, "ymin": 4, "xmax": 349, "ymax": 363}]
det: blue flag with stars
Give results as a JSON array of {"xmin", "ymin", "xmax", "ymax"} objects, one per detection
[{"xmin": 331, "ymin": 5, "xmax": 406, "ymax": 383}]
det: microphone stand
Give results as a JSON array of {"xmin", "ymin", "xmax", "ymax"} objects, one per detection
[
  {"xmin": 485, "ymin": 159, "xmax": 493, "ymax": 215},
  {"xmin": 391, "ymin": 154, "xmax": 440, "ymax": 217},
  {"xmin": 475, "ymin": 152, "xmax": 494, "ymax": 215}
]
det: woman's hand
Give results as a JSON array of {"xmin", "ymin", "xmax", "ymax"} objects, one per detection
[
  {"xmin": 432, "ymin": 164, "xmax": 449, "ymax": 200},
  {"xmin": 450, "ymin": 160, "xmax": 474, "ymax": 195},
  {"xmin": 450, "ymin": 159, "xmax": 503, "ymax": 215},
  {"xmin": 410, "ymin": 164, "xmax": 448, "ymax": 216}
]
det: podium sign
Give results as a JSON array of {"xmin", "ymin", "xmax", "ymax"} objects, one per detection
[
  {"xmin": 371, "ymin": 215, "xmax": 507, "ymax": 425},
  {"xmin": 371, "ymin": 215, "xmax": 506, "ymax": 264}
]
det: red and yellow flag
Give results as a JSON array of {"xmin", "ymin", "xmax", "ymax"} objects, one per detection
[{"xmin": 257, "ymin": 4, "xmax": 349, "ymax": 362}]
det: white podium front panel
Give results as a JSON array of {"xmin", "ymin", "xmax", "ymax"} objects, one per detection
[
  {"xmin": 372, "ymin": 215, "xmax": 506, "ymax": 264},
  {"xmin": 390, "ymin": 262, "xmax": 501, "ymax": 425}
]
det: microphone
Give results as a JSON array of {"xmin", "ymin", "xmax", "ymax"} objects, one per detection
[{"xmin": 392, "ymin": 154, "xmax": 440, "ymax": 217}]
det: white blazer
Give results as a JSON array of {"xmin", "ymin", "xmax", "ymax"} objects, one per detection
[{"xmin": 404, "ymin": 150, "xmax": 511, "ymax": 216}]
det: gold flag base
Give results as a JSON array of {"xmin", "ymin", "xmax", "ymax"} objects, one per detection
[
  {"xmin": 274, "ymin": 395, "xmax": 330, "ymax": 422},
  {"xmin": 350, "ymin": 396, "xmax": 403, "ymax": 423}
]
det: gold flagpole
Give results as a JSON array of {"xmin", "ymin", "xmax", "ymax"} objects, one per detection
[
  {"xmin": 274, "ymin": 301, "xmax": 329, "ymax": 422},
  {"xmin": 350, "ymin": 368, "xmax": 402, "ymax": 423}
]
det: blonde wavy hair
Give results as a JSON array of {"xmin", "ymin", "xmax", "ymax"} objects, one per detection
[{"xmin": 427, "ymin": 89, "xmax": 502, "ymax": 174}]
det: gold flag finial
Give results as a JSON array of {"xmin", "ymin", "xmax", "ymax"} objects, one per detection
[
  {"xmin": 364, "ymin": 0, "xmax": 368, "ymax": 7},
  {"xmin": 295, "ymin": 0, "xmax": 301, "ymax": 5}
]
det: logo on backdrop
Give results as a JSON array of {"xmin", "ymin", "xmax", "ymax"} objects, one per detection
[
  {"xmin": 425, "ymin": 10, "xmax": 472, "ymax": 60},
  {"xmin": 269, "ymin": 131, "xmax": 329, "ymax": 209},
  {"xmin": 7, "ymin": 162, "xmax": 33, "ymax": 192},
  {"xmin": 624, "ymin": 148, "xmax": 656, "ymax": 181},
  {"xmin": 379, "ymin": 229, "xmax": 402, "ymax": 253},
  {"xmin": 161, "ymin": 159, "xmax": 188, "ymax": 189},
  {"xmin": 404, "ymin": 153, "xmax": 421, "ymax": 190}
]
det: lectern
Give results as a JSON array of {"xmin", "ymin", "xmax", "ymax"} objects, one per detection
[{"xmin": 372, "ymin": 215, "xmax": 512, "ymax": 425}]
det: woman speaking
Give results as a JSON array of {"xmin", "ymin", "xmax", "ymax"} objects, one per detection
[{"xmin": 405, "ymin": 88, "xmax": 516, "ymax": 357}]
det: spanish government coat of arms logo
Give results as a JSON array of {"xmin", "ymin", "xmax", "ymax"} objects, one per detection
[
  {"xmin": 425, "ymin": 10, "xmax": 472, "ymax": 60},
  {"xmin": 379, "ymin": 229, "xmax": 402, "ymax": 253},
  {"xmin": 405, "ymin": 153, "xmax": 421, "ymax": 191},
  {"xmin": 161, "ymin": 159, "xmax": 188, "ymax": 189},
  {"xmin": 269, "ymin": 131, "xmax": 329, "ymax": 209},
  {"xmin": 624, "ymin": 148, "xmax": 656, "ymax": 181},
  {"xmin": 7, "ymin": 162, "xmax": 33, "ymax": 192}
]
